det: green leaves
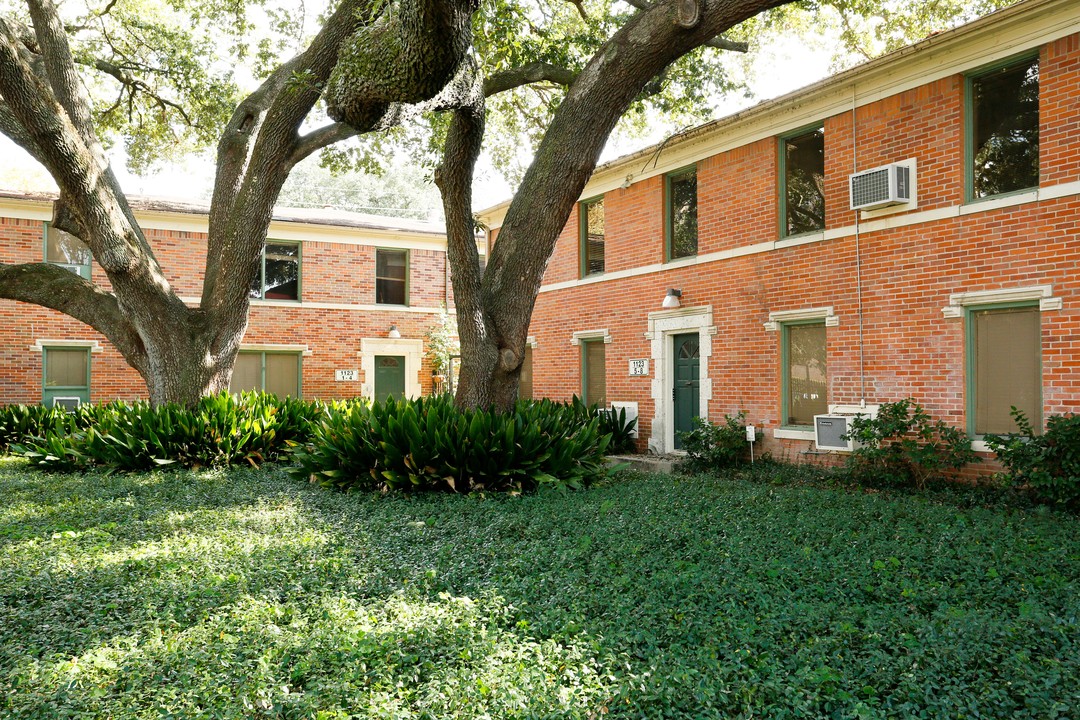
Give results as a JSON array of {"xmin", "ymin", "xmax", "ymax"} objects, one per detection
[
  {"xmin": 289, "ymin": 394, "xmax": 620, "ymax": 494},
  {"xmin": 986, "ymin": 409, "xmax": 1080, "ymax": 507}
]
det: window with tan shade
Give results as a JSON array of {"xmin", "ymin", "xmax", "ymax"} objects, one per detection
[
  {"xmin": 519, "ymin": 347, "xmax": 533, "ymax": 401},
  {"xmin": 783, "ymin": 322, "xmax": 827, "ymax": 426},
  {"xmin": 229, "ymin": 351, "xmax": 301, "ymax": 398},
  {"xmin": 970, "ymin": 305, "xmax": 1040, "ymax": 435},
  {"xmin": 43, "ymin": 346, "xmax": 91, "ymax": 406},
  {"xmin": 582, "ymin": 340, "xmax": 606, "ymax": 406}
]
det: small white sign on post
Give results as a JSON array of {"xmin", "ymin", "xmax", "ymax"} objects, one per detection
[
  {"xmin": 628, "ymin": 359, "xmax": 649, "ymax": 376},
  {"xmin": 335, "ymin": 369, "xmax": 359, "ymax": 382}
]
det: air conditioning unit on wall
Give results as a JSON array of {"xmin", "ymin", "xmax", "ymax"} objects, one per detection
[
  {"xmin": 850, "ymin": 162, "xmax": 912, "ymax": 211},
  {"xmin": 814, "ymin": 404, "xmax": 878, "ymax": 452}
]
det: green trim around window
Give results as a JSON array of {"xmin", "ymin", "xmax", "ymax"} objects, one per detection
[
  {"xmin": 579, "ymin": 194, "xmax": 605, "ymax": 278},
  {"xmin": 252, "ymin": 240, "xmax": 303, "ymax": 301},
  {"xmin": 779, "ymin": 319, "xmax": 827, "ymax": 428},
  {"xmin": 664, "ymin": 165, "xmax": 698, "ymax": 262},
  {"xmin": 778, "ymin": 122, "xmax": 826, "ymax": 240},
  {"xmin": 964, "ymin": 301, "xmax": 1041, "ymax": 438},
  {"xmin": 232, "ymin": 350, "xmax": 303, "ymax": 398},
  {"xmin": 375, "ymin": 247, "xmax": 410, "ymax": 306},
  {"xmin": 43, "ymin": 222, "xmax": 92, "ymax": 279},
  {"xmin": 964, "ymin": 51, "xmax": 1040, "ymax": 204}
]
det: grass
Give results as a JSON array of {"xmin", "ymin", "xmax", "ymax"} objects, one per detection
[{"xmin": 1, "ymin": 458, "xmax": 1078, "ymax": 719}]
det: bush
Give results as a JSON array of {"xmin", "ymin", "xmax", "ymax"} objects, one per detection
[
  {"xmin": 289, "ymin": 394, "xmax": 616, "ymax": 493},
  {"xmin": 844, "ymin": 398, "xmax": 977, "ymax": 488},
  {"xmin": 13, "ymin": 392, "xmax": 323, "ymax": 472},
  {"xmin": 985, "ymin": 409, "xmax": 1080, "ymax": 507},
  {"xmin": 677, "ymin": 412, "xmax": 748, "ymax": 474},
  {"xmin": 567, "ymin": 396, "xmax": 638, "ymax": 454}
]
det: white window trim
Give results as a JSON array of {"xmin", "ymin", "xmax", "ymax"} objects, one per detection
[
  {"xmin": 764, "ymin": 306, "xmax": 838, "ymax": 332},
  {"xmin": 526, "ymin": 336, "xmax": 538, "ymax": 348},
  {"xmin": 941, "ymin": 285, "xmax": 1061, "ymax": 318},
  {"xmin": 31, "ymin": 339, "xmax": 103, "ymax": 353},
  {"xmin": 240, "ymin": 343, "xmax": 314, "ymax": 356},
  {"xmin": 570, "ymin": 329, "xmax": 612, "ymax": 345}
]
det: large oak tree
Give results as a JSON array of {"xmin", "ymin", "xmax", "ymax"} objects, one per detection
[{"xmin": 0, "ymin": 0, "xmax": 1017, "ymax": 408}]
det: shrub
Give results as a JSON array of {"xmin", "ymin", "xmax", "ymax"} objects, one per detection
[
  {"xmin": 985, "ymin": 408, "xmax": 1080, "ymax": 507},
  {"xmin": 289, "ymin": 394, "xmax": 616, "ymax": 493},
  {"xmin": 563, "ymin": 396, "xmax": 638, "ymax": 454},
  {"xmin": 13, "ymin": 392, "xmax": 323, "ymax": 472},
  {"xmin": 844, "ymin": 398, "xmax": 978, "ymax": 488},
  {"xmin": 677, "ymin": 412, "xmax": 748, "ymax": 474}
]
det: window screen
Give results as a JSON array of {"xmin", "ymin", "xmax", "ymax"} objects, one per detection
[
  {"xmin": 973, "ymin": 306, "xmax": 1040, "ymax": 434},
  {"xmin": 971, "ymin": 57, "xmax": 1039, "ymax": 199},
  {"xmin": 45, "ymin": 348, "xmax": 89, "ymax": 388},
  {"xmin": 230, "ymin": 353, "xmax": 262, "ymax": 393},
  {"xmin": 250, "ymin": 242, "xmax": 300, "ymax": 300},
  {"xmin": 581, "ymin": 198, "xmax": 605, "ymax": 276},
  {"xmin": 265, "ymin": 353, "xmax": 300, "ymax": 398},
  {"xmin": 668, "ymin": 170, "xmax": 697, "ymax": 259},
  {"xmin": 784, "ymin": 127, "xmax": 825, "ymax": 236},
  {"xmin": 519, "ymin": 346, "xmax": 533, "ymax": 401},
  {"xmin": 376, "ymin": 249, "xmax": 408, "ymax": 305},
  {"xmin": 583, "ymin": 341, "xmax": 606, "ymax": 406},
  {"xmin": 785, "ymin": 323, "xmax": 827, "ymax": 426}
]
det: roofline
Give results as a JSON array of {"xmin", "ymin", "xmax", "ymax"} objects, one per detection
[{"xmin": 476, "ymin": 0, "xmax": 1070, "ymax": 220}]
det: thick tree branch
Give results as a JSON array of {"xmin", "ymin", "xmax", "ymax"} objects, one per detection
[
  {"xmin": 483, "ymin": 62, "xmax": 578, "ymax": 97},
  {"xmin": 0, "ymin": 262, "xmax": 147, "ymax": 371},
  {"xmin": 290, "ymin": 122, "xmax": 360, "ymax": 165},
  {"xmin": 25, "ymin": 0, "xmax": 98, "ymax": 146},
  {"xmin": 0, "ymin": 97, "xmax": 50, "ymax": 165},
  {"xmin": 620, "ymin": 0, "xmax": 748, "ymax": 51}
]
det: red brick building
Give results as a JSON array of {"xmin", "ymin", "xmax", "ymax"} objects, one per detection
[
  {"xmin": 480, "ymin": 0, "xmax": 1080, "ymax": 462},
  {"xmin": 0, "ymin": 193, "xmax": 463, "ymax": 405}
]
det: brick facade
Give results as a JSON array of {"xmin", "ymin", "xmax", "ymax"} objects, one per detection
[
  {"xmin": 0, "ymin": 200, "xmax": 456, "ymax": 404},
  {"xmin": 482, "ymin": 0, "xmax": 1080, "ymax": 470}
]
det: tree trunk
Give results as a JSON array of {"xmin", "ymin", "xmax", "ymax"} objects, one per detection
[{"xmin": 446, "ymin": 0, "xmax": 788, "ymax": 412}]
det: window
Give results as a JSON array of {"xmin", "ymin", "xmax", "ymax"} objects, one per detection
[
  {"xmin": 968, "ymin": 305, "xmax": 1040, "ymax": 435},
  {"xmin": 580, "ymin": 197, "xmax": 605, "ymax": 276},
  {"xmin": 665, "ymin": 168, "xmax": 697, "ymax": 260},
  {"xmin": 519, "ymin": 346, "xmax": 533, "ymax": 401},
  {"xmin": 782, "ymin": 322, "xmax": 827, "ymax": 426},
  {"xmin": 781, "ymin": 125, "xmax": 825, "ymax": 237},
  {"xmin": 250, "ymin": 242, "xmax": 300, "ymax": 300},
  {"xmin": 230, "ymin": 351, "xmax": 301, "ymax": 398},
  {"xmin": 376, "ymin": 249, "xmax": 408, "ymax": 305},
  {"xmin": 43, "ymin": 346, "xmax": 90, "ymax": 406},
  {"xmin": 45, "ymin": 225, "xmax": 92, "ymax": 279},
  {"xmin": 968, "ymin": 55, "xmax": 1039, "ymax": 199},
  {"xmin": 581, "ymin": 340, "xmax": 606, "ymax": 406}
]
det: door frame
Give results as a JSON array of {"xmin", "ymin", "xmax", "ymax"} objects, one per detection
[
  {"xmin": 360, "ymin": 338, "xmax": 423, "ymax": 401},
  {"xmin": 646, "ymin": 306, "xmax": 715, "ymax": 454}
]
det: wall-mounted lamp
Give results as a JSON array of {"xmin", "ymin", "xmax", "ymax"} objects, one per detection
[
  {"xmin": 620, "ymin": 174, "xmax": 634, "ymax": 189},
  {"xmin": 387, "ymin": 324, "xmax": 401, "ymax": 339},
  {"xmin": 662, "ymin": 288, "xmax": 682, "ymax": 309}
]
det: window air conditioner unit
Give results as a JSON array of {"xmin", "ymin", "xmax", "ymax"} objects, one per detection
[
  {"xmin": 849, "ymin": 163, "xmax": 911, "ymax": 211},
  {"xmin": 814, "ymin": 414, "xmax": 860, "ymax": 452},
  {"xmin": 51, "ymin": 396, "xmax": 82, "ymax": 411}
]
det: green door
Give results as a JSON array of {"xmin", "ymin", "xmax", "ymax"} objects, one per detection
[
  {"xmin": 672, "ymin": 333, "xmax": 700, "ymax": 450},
  {"xmin": 374, "ymin": 355, "xmax": 406, "ymax": 403}
]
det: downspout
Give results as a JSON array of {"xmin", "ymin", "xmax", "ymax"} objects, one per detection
[{"xmin": 852, "ymin": 84, "xmax": 867, "ymax": 408}]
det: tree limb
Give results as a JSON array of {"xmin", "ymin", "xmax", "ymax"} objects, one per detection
[
  {"xmin": 290, "ymin": 122, "xmax": 360, "ymax": 165},
  {"xmin": 0, "ymin": 262, "xmax": 147, "ymax": 371},
  {"xmin": 620, "ymin": 0, "xmax": 748, "ymax": 51},
  {"xmin": 483, "ymin": 62, "xmax": 578, "ymax": 97},
  {"xmin": 25, "ymin": 0, "xmax": 98, "ymax": 147}
]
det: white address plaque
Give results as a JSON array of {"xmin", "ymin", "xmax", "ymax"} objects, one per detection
[
  {"xmin": 628, "ymin": 359, "xmax": 649, "ymax": 376},
  {"xmin": 335, "ymin": 369, "xmax": 359, "ymax": 382}
]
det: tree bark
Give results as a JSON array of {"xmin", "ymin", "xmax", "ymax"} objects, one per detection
[{"xmin": 449, "ymin": 0, "xmax": 789, "ymax": 411}]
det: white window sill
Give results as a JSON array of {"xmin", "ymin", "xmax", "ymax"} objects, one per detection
[{"xmin": 773, "ymin": 428, "xmax": 816, "ymax": 441}]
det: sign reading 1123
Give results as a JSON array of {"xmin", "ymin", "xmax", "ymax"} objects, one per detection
[{"xmin": 628, "ymin": 359, "xmax": 649, "ymax": 376}]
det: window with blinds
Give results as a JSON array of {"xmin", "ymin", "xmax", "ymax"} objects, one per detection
[
  {"xmin": 971, "ymin": 305, "xmax": 1040, "ymax": 435},
  {"xmin": 519, "ymin": 346, "xmax": 533, "ymax": 401},
  {"xmin": 582, "ymin": 340, "xmax": 606, "ymax": 406},
  {"xmin": 229, "ymin": 351, "xmax": 301, "ymax": 398}
]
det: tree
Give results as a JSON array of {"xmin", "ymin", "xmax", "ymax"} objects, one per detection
[{"xmin": 0, "ymin": 0, "xmax": 1018, "ymax": 408}]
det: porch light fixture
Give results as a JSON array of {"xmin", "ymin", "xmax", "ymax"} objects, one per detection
[
  {"xmin": 662, "ymin": 288, "xmax": 682, "ymax": 309},
  {"xmin": 387, "ymin": 324, "xmax": 401, "ymax": 339},
  {"xmin": 620, "ymin": 174, "xmax": 634, "ymax": 189}
]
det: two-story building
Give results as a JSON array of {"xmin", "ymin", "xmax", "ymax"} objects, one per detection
[
  {"xmin": 480, "ymin": 0, "xmax": 1080, "ymax": 463},
  {"xmin": 0, "ymin": 192, "xmax": 464, "ymax": 405}
]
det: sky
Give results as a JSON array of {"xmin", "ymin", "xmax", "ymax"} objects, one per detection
[{"xmin": 0, "ymin": 17, "xmax": 840, "ymax": 212}]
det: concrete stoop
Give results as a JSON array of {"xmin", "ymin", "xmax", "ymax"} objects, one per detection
[{"xmin": 606, "ymin": 454, "xmax": 681, "ymax": 475}]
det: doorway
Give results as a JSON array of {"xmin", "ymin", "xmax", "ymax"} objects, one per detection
[{"xmin": 671, "ymin": 332, "xmax": 700, "ymax": 449}]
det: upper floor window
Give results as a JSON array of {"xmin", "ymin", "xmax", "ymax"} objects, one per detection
[
  {"xmin": 250, "ymin": 241, "xmax": 300, "ymax": 301},
  {"xmin": 580, "ymin": 196, "xmax": 605, "ymax": 276},
  {"xmin": 781, "ymin": 125, "xmax": 825, "ymax": 237},
  {"xmin": 45, "ymin": 225, "xmax": 92, "ymax": 279},
  {"xmin": 666, "ymin": 167, "xmax": 697, "ymax": 260},
  {"xmin": 969, "ymin": 55, "xmax": 1039, "ymax": 200},
  {"xmin": 376, "ymin": 248, "xmax": 408, "ymax": 305}
]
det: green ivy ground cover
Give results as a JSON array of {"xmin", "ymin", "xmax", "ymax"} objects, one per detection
[{"xmin": 1, "ymin": 458, "xmax": 1078, "ymax": 718}]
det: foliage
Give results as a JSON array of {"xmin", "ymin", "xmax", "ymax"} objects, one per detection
[
  {"xmin": 844, "ymin": 398, "xmax": 978, "ymax": 488},
  {"xmin": 985, "ymin": 408, "xmax": 1080, "ymax": 507},
  {"xmin": 10, "ymin": 393, "xmax": 323, "ymax": 472},
  {"xmin": 677, "ymin": 412, "xmax": 748, "ymax": 473},
  {"xmin": 276, "ymin": 157, "xmax": 443, "ymax": 220},
  {"xmin": 2, "ymin": 461, "xmax": 1078, "ymax": 718},
  {"xmin": 289, "ymin": 394, "xmax": 616, "ymax": 493},
  {"xmin": 423, "ymin": 304, "xmax": 459, "ymax": 377}
]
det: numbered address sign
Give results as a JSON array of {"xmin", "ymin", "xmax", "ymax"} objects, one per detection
[
  {"xmin": 628, "ymin": 359, "xmax": 649, "ymax": 376},
  {"xmin": 335, "ymin": 369, "xmax": 359, "ymax": 382}
]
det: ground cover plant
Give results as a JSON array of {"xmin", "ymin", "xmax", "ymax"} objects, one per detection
[
  {"xmin": 2, "ymin": 458, "xmax": 1078, "ymax": 718},
  {"xmin": 986, "ymin": 409, "xmax": 1080, "ymax": 508}
]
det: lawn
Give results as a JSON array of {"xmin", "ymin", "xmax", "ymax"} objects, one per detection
[{"xmin": 1, "ymin": 458, "xmax": 1078, "ymax": 719}]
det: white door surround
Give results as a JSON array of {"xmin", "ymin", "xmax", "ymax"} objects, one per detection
[
  {"xmin": 359, "ymin": 338, "xmax": 424, "ymax": 400},
  {"xmin": 645, "ymin": 305, "xmax": 716, "ymax": 453}
]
